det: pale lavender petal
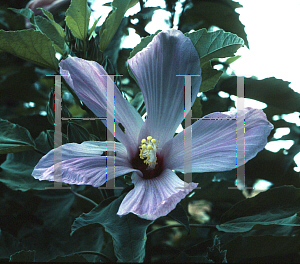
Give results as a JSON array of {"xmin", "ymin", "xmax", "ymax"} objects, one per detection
[
  {"xmin": 83, "ymin": 141, "xmax": 128, "ymax": 159},
  {"xmin": 128, "ymin": 29, "xmax": 201, "ymax": 147},
  {"xmin": 59, "ymin": 56, "xmax": 143, "ymax": 156},
  {"xmin": 32, "ymin": 141, "xmax": 126, "ymax": 173},
  {"xmin": 164, "ymin": 107, "xmax": 273, "ymax": 172},
  {"xmin": 117, "ymin": 169, "xmax": 198, "ymax": 220},
  {"xmin": 33, "ymin": 155, "xmax": 139, "ymax": 187}
]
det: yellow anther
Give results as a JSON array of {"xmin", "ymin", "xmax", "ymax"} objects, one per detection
[{"xmin": 139, "ymin": 135, "xmax": 159, "ymax": 169}]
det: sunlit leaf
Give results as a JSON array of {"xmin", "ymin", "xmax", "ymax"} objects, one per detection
[
  {"xmin": 88, "ymin": 16, "xmax": 101, "ymax": 39},
  {"xmin": 65, "ymin": 0, "xmax": 91, "ymax": 41},
  {"xmin": 185, "ymin": 28, "xmax": 244, "ymax": 65},
  {"xmin": 99, "ymin": 0, "xmax": 139, "ymax": 51}
]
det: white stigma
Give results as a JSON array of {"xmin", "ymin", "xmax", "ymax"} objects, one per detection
[{"xmin": 139, "ymin": 136, "xmax": 159, "ymax": 169}]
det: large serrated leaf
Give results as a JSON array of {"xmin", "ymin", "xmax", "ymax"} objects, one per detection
[
  {"xmin": 99, "ymin": 0, "xmax": 138, "ymax": 51},
  {"xmin": 185, "ymin": 28, "xmax": 244, "ymax": 65},
  {"xmin": 217, "ymin": 186, "xmax": 300, "ymax": 233},
  {"xmin": 0, "ymin": 119, "xmax": 36, "ymax": 154},
  {"xmin": 65, "ymin": 0, "xmax": 91, "ymax": 41},
  {"xmin": 71, "ymin": 194, "xmax": 153, "ymax": 262},
  {"xmin": 0, "ymin": 29, "xmax": 58, "ymax": 70}
]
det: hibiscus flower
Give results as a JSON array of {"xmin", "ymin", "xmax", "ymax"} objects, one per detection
[{"xmin": 32, "ymin": 29, "xmax": 273, "ymax": 220}]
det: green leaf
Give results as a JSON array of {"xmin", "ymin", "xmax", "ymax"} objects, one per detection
[
  {"xmin": 0, "ymin": 29, "xmax": 58, "ymax": 70},
  {"xmin": 191, "ymin": 97, "xmax": 202, "ymax": 119},
  {"xmin": 0, "ymin": 119, "xmax": 36, "ymax": 154},
  {"xmin": 200, "ymin": 61, "xmax": 223, "ymax": 92},
  {"xmin": 34, "ymin": 15, "xmax": 66, "ymax": 55},
  {"xmin": 0, "ymin": 131, "xmax": 54, "ymax": 191},
  {"xmin": 217, "ymin": 186, "xmax": 300, "ymax": 233},
  {"xmin": 67, "ymin": 122, "xmax": 93, "ymax": 143},
  {"xmin": 167, "ymin": 203, "xmax": 191, "ymax": 234},
  {"xmin": 130, "ymin": 91, "xmax": 144, "ymax": 111},
  {"xmin": 9, "ymin": 250, "xmax": 35, "ymax": 262},
  {"xmin": 180, "ymin": 1, "xmax": 248, "ymax": 48},
  {"xmin": 88, "ymin": 16, "xmax": 101, "ymax": 39},
  {"xmin": 65, "ymin": 0, "xmax": 91, "ymax": 41},
  {"xmin": 185, "ymin": 28, "xmax": 243, "ymax": 92},
  {"xmin": 207, "ymin": 236, "xmax": 227, "ymax": 263},
  {"xmin": 0, "ymin": 151, "xmax": 53, "ymax": 192},
  {"xmin": 46, "ymin": 130, "xmax": 68, "ymax": 148},
  {"xmin": 223, "ymin": 228, "xmax": 300, "ymax": 262},
  {"xmin": 9, "ymin": 7, "xmax": 34, "ymax": 20},
  {"xmin": 0, "ymin": 229, "xmax": 22, "ymax": 260},
  {"xmin": 185, "ymin": 28, "xmax": 244, "ymax": 65},
  {"xmin": 99, "ymin": 0, "xmax": 139, "ymax": 51},
  {"xmin": 39, "ymin": 8, "xmax": 65, "ymax": 39},
  {"xmin": 71, "ymin": 194, "xmax": 153, "ymax": 262}
]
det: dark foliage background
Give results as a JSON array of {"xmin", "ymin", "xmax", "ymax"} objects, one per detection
[{"xmin": 0, "ymin": 0, "xmax": 299, "ymax": 262}]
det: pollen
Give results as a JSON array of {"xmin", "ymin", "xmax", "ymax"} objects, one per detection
[{"xmin": 139, "ymin": 136, "xmax": 160, "ymax": 169}]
